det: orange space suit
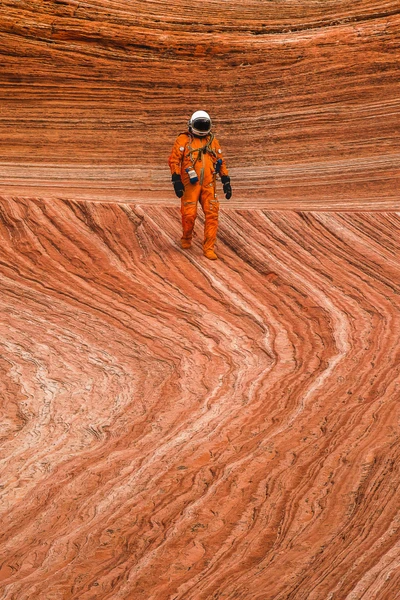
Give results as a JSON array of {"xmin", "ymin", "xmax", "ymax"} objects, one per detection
[{"xmin": 168, "ymin": 111, "xmax": 232, "ymax": 260}]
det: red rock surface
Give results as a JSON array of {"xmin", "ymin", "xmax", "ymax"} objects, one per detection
[
  {"xmin": 1, "ymin": 2, "xmax": 400, "ymax": 599},
  {"xmin": 1, "ymin": 199, "xmax": 400, "ymax": 598}
]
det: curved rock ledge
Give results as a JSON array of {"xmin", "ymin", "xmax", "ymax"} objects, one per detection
[
  {"xmin": 0, "ymin": 197, "xmax": 399, "ymax": 598},
  {"xmin": 1, "ymin": 1, "xmax": 399, "ymax": 207}
]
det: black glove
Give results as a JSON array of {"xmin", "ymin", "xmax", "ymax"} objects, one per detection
[
  {"xmin": 221, "ymin": 175, "xmax": 232, "ymax": 200},
  {"xmin": 172, "ymin": 173, "xmax": 185, "ymax": 198}
]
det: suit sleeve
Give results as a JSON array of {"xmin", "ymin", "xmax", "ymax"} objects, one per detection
[
  {"xmin": 168, "ymin": 135, "xmax": 186, "ymax": 176},
  {"xmin": 213, "ymin": 138, "xmax": 229, "ymax": 178}
]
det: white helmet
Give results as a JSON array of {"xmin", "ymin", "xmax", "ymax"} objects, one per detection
[{"xmin": 188, "ymin": 110, "xmax": 212, "ymax": 137}]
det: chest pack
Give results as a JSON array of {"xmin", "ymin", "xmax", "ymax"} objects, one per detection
[{"xmin": 181, "ymin": 132, "xmax": 217, "ymax": 166}]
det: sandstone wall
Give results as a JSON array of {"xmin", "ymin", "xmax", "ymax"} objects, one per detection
[{"xmin": 1, "ymin": 0, "xmax": 399, "ymax": 206}]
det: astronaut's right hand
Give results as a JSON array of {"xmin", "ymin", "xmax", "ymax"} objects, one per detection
[{"xmin": 172, "ymin": 173, "xmax": 185, "ymax": 198}]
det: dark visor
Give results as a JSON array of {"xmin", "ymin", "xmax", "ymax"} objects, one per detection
[{"xmin": 193, "ymin": 118, "xmax": 211, "ymax": 132}]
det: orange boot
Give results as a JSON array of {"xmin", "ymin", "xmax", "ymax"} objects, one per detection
[
  {"xmin": 180, "ymin": 182, "xmax": 200, "ymax": 248},
  {"xmin": 200, "ymin": 182, "xmax": 219, "ymax": 259}
]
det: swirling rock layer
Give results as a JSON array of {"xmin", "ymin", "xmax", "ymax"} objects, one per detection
[
  {"xmin": 0, "ymin": 197, "xmax": 399, "ymax": 599},
  {"xmin": 1, "ymin": 1, "xmax": 400, "ymax": 597},
  {"xmin": 0, "ymin": 0, "xmax": 399, "ymax": 208}
]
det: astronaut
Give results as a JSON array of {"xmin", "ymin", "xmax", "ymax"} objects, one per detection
[{"xmin": 168, "ymin": 110, "xmax": 232, "ymax": 260}]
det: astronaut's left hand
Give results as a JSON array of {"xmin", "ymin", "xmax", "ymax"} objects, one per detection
[{"xmin": 221, "ymin": 176, "xmax": 232, "ymax": 200}]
